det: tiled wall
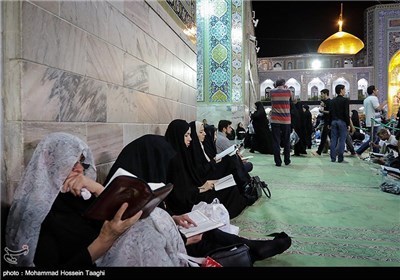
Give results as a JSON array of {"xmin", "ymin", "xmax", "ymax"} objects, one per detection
[
  {"xmin": 2, "ymin": 0, "xmax": 197, "ymax": 203},
  {"xmin": 197, "ymin": 0, "xmax": 258, "ymax": 129}
]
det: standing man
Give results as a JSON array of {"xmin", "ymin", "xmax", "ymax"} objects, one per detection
[
  {"xmin": 329, "ymin": 84, "xmax": 350, "ymax": 163},
  {"xmin": 356, "ymin": 85, "xmax": 387, "ymax": 158},
  {"xmin": 312, "ymin": 89, "xmax": 331, "ymax": 156},
  {"xmin": 270, "ymin": 79, "xmax": 292, "ymax": 166}
]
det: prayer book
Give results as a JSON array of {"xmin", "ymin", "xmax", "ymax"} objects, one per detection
[
  {"xmin": 215, "ymin": 145, "xmax": 238, "ymax": 161},
  {"xmin": 371, "ymin": 152, "xmax": 385, "ymax": 157},
  {"xmin": 83, "ymin": 168, "xmax": 173, "ymax": 221},
  {"xmin": 178, "ymin": 210, "xmax": 225, "ymax": 238},
  {"xmin": 214, "ymin": 174, "xmax": 236, "ymax": 191},
  {"xmin": 381, "ymin": 165, "xmax": 400, "ymax": 175}
]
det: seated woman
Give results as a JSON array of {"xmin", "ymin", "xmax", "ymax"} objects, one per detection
[
  {"xmin": 236, "ymin": 122, "xmax": 246, "ymax": 141},
  {"xmin": 5, "ymin": 132, "xmax": 187, "ymax": 267},
  {"xmin": 104, "ymin": 134, "xmax": 292, "ymax": 263},
  {"xmin": 189, "ymin": 120, "xmax": 252, "ymax": 189},
  {"xmin": 203, "ymin": 125, "xmax": 217, "ymax": 157},
  {"xmin": 165, "ymin": 119, "xmax": 256, "ymax": 219}
]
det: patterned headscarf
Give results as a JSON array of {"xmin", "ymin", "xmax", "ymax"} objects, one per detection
[{"xmin": 5, "ymin": 132, "xmax": 96, "ymax": 266}]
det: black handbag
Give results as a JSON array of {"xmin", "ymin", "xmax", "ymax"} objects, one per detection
[
  {"xmin": 244, "ymin": 176, "xmax": 271, "ymax": 199},
  {"xmin": 207, "ymin": 243, "xmax": 252, "ymax": 267}
]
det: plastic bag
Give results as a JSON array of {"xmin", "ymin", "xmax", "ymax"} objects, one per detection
[
  {"xmin": 248, "ymin": 122, "xmax": 255, "ymax": 134},
  {"xmin": 290, "ymin": 130, "xmax": 300, "ymax": 146},
  {"xmin": 191, "ymin": 198, "xmax": 238, "ymax": 234}
]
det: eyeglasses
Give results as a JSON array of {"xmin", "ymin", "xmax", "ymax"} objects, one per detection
[{"xmin": 75, "ymin": 155, "xmax": 90, "ymax": 170}]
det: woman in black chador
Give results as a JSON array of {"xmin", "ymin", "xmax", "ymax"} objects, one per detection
[
  {"xmin": 188, "ymin": 121, "xmax": 250, "ymax": 188},
  {"xmin": 291, "ymin": 99, "xmax": 307, "ymax": 155},
  {"xmin": 250, "ymin": 101, "xmax": 273, "ymax": 154}
]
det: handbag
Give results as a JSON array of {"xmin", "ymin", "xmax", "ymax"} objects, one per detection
[
  {"xmin": 206, "ymin": 243, "xmax": 252, "ymax": 267},
  {"xmin": 244, "ymin": 176, "xmax": 271, "ymax": 199}
]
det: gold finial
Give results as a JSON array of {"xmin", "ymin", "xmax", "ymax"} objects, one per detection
[
  {"xmin": 317, "ymin": 2, "xmax": 364, "ymax": 54},
  {"xmin": 338, "ymin": 3, "xmax": 343, "ymax": 32}
]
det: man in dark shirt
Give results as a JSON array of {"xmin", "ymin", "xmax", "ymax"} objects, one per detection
[
  {"xmin": 329, "ymin": 84, "xmax": 350, "ymax": 163},
  {"xmin": 313, "ymin": 89, "xmax": 331, "ymax": 156}
]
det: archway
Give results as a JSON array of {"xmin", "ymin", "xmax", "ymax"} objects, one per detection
[
  {"xmin": 260, "ymin": 79, "xmax": 274, "ymax": 100},
  {"xmin": 307, "ymin": 78, "xmax": 325, "ymax": 100},
  {"xmin": 357, "ymin": 78, "xmax": 368, "ymax": 100},
  {"xmin": 387, "ymin": 51, "xmax": 400, "ymax": 118},
  {"xmin": 332, "ymin": 78, "xmax": 350, "ymax": 98},
  {"xmin": 286, "ymin": 78, "xmax": 300, "ymax": 99}
]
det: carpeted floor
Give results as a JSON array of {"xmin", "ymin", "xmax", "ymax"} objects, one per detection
[{"xmin": 231, "ymin": 149, "xmax": 400, "ymax": 267}]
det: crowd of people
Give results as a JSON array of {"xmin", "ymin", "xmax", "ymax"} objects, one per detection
[
  {"xmin": 5, "ymin": 78, "xmax": 396, "ymax": 268},
  {"xmin": 4, "ymin": 120, "xmax": 291, "ymax": 267}
]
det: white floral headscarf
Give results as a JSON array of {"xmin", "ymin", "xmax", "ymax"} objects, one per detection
[{"xmin": 5, "ymin": 132, "xmax": 96, "ymax": 267}]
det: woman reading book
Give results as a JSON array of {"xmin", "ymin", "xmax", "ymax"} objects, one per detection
[
  {"xmin": 105, "ymin": 134, "xmax": 292, "ymax": 264},
  {"xmin": 5, "ymin": 132, "xmax": 187, "ymax": 267},
  {"xmin": 203, "ymin": 124, "xmax": 218, "ymax": 159},
  {"xmin": 165, "ymin": 119, "xmax": 256, "ymax": 219},
  {"xmin": 189, "ymin": 120, "xmax": 253, "ymax": 190}
]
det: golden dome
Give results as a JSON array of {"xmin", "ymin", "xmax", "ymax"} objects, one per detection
[
  {"xmin": 317, "ymin": 31, "xmax": 364, "ymax": 54},
  {"xmin": 318, "ymin": 3, "xmax": 364, "ymax": 55}
]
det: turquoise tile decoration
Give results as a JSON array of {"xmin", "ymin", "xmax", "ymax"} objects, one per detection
[{"xmin": 197, "ymin": 0, "xmax": 243, "ymax": 103}]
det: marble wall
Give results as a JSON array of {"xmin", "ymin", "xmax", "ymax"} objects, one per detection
[{"xmin": 1, "ymin": 0, "xmax": 198, "ymax": 203}]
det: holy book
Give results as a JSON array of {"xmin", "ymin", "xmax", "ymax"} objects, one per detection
[
  {"xmin": 214, "ymin": 174, "xmax": 236, "ymax": 191},
  {"xmin": 215, "ymin": 145, "xmax": 238, "ymax": 161},
  {"xmin": 178, "ymin": 210, "xmax": 225, "ymax": 238},
  {"xmin": 83, "ymin": 168, "xmax": 173, "ymax": 221}
]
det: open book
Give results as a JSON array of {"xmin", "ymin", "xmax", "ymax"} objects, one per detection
[
  {"xmin": 371, "ymin": 152, "xmax": 385, "ymax": 157},
  {"xmin": 178, "ymin": 210, "xmax": 225, "ymax": 238},
  {"xmin": 381, "ymin": 165, "xmax": 400, "ymax": 175},
  {"xmin": 83, "ymin": 168, "xmax": 173, "ymax": 221},
  {"xmin": 214, "ymin": 174, "xmax": 236, "ymax": 191},
  {"xmin": 215, "ymin": 145, "xmax": 238, "ymax": 161}
]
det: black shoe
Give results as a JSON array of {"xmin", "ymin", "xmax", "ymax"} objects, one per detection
[
  {"xmin": 246, "ymin": 232, "xmax": 292, "ymax": 262},
  {"xmin": 249, "ymin": 149, "xmax": 255, "ymax": 153},
  {"xmin": 284, "ymin": 160, "xmax": 291, "ymax": 166}
]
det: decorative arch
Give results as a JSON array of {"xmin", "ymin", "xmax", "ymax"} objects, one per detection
[
  {"xmin": 260, "ymin": 79, "xmax": 274, "ymax": 100},
  {"xmin": 332, "ymin": 78, "xmax": 350, "ymax": 97},
  {"xmin": 357, "ymin": 78, "xmax": 368, "ymax": 100},
  {"xmin": 388, "ymin": 50, "xmax": 400, "ymax": 118},
  {"xmin": 286, "ymin": 78, "xmax": 300, "ymax": 99},
  {"xmin": 307, "ymin": 78, "xmax": 325, "ymax": 100},
  {"xmin": 273, "ymin": 63, "xmax": 282, "ymax": 70}
]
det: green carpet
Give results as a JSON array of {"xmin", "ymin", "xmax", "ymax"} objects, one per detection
[{"xmin": 231, "ymin": 150, "xmax": 400, "ymax": 267}]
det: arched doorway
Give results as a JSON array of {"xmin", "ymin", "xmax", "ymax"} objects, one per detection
[
  {"xmin": 332, "ymin": 78, "xmax": 350, "ymax": 98},
  {"xmin": 387, "ymin": 51, "xmax": 400, "ymax": 118},
  {"xmin": 357, "ymin": 78, "xmax": 368, "ymax": 100}
]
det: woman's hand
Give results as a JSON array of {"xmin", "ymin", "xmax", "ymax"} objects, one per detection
[
  {"xmin": 198, "ymin": 180, "xmax": 216, "ymax": 193},
  {"xmin": 99, "ymin": 203, "xmax": 142, "ymax": 244},
  {"xmin": 62, "ymin": 173, "xmax": 104, "ymax": 197},
  {"xmin": 88, "ymin": 203, "xmax": 142, "ymax": 262},
  {"xmin": 172, "ymin": 214, "xmax": 197, "ymax": 228}
]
